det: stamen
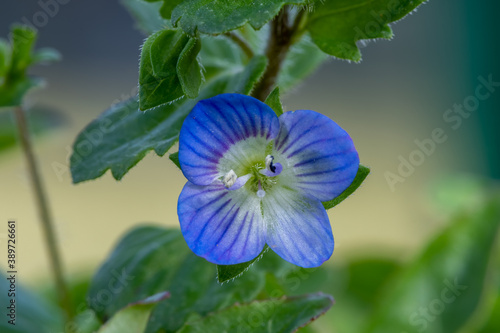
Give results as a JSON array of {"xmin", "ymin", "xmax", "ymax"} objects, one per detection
[
  {"xmin": 257, "ymin": 180, "xmax": 266, "ymax": 198},
  {"xmin": 260, "ymin": 155, "xmax": 283, "ymax": 177},
  {"xmin": 265, "ymin": 155, "xmax": 276, "ymax": 173},
  {"xmin": 222, "ymin": 169, "xmax": 237, "ymax": 188}
]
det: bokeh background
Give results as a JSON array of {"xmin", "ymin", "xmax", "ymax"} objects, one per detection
[{"xmin": 0, "ymin": 0, "xmax": 499, "ymax": 332}]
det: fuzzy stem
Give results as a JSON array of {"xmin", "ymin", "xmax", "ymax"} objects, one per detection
[
  {"xmin": 13, "ymin": 106, "xmax": 74, "ymax": 322},
  {"xmin": 251, "ymin": 6, "xmax": 305, "ymax": 101}
]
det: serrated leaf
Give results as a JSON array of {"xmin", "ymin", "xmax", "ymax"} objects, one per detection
[
  {"xmin": 139, "ymin": 29, "xmax": 188, "ymax": 110},
  {"xmin": 171, "ymin": 0, "xmax": 311, "ymax": 36},
  {"xmin": 120, "ymin": 0, "xmax": 168, "ymax": 35},
  {"xmin": 307, "ymin": 0, "xmax": 426, "ymax": 61},
  {"xmin": 87, "ymin": 225, "xmax": 290, "ymax": 333},
  {"xmin": 364, "ymin": 197, "xmax": 500, "ymax": 333},
  {"xmin": 97, "ymin": 292, "xmax": 169, "ymax": 333},
  {"xmin": 322, "ymin": 164, "xmax": 370, "ymax": 210},
  {"xmin": 264, "ymin": 86, "xmax": 283, "ymax": 116},
  {"xmin": 71, "ymin": 53, "xmax": 265, "ymax": 183},
  {"xmin": 177, "ymin": 37, "xmax": 203, "ymax": 98},
  {"xmin": 177, "ymin": 293, "xmax": 334, "ymax": 333}
]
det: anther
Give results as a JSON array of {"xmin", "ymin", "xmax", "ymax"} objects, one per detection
[
  {"xmin": 265, "ymin": 155, "xmax": 276, "ymax": 173},
  {"xmin": 222, "ymin": 170, "xmax": 237, "ymax": 188}
]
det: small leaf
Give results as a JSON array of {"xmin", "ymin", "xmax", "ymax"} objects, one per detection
[
  {"xmin": 307, "ymin": 0, "xmax": 427, "ymax": 61},
  {"xmin": 364, "ymin": 197, "xmax": 500, "ymax": 333},
  {"xmin": 264, "ymin": 86, "xmax": 283, "ymax": 116},
  {"xmin": 32, "ymin": 47, "xmax": 62, "ymax": 64},
  {"xmin": 171, "ymin": 0, "xmax": 312, "ymax": 36},
  {"xmin": 97, "ymin": 292, "xmax": 170, "ymax": 333},
  {"xmin": 322, "ymin": 164, "xmax": 370, "ymax": 210},
  {"xmin": 177, "ymin": 293, "xmax": 334, "ymax": 333},
  {"xmin": 177, "ymin": 37, "xmax": 203, "ymax": 98},
  {"xmin": 120, "ymin": 0, "xmax": 167, "ymax": 35},
  {"xmin": 217, "ymin": 245, "xmax": 270, "ymax": 283},
  {"xmin": 139, "ymin": 29, "xmax": 188, "ymax": 110},
  {"xmin": 0, "ymin": 25, "xmax": 59, "ymax": 108},
  {"xmin": 169, "ymin": 151, "xmax": 181, "ymax": 169}
]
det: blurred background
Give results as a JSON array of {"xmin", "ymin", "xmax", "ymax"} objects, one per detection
[{"xmin": 0, "ymin": 0, "xmax": 499, "ymax": 332}]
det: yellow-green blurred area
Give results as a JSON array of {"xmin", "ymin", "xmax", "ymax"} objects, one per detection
[{"xmin": 0, "ymin": 0, "xmax": 499, "ymax": 333}]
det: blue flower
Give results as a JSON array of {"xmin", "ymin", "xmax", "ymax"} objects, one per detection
[{"xmin": 177, "ymin": 94, "xmax": 359, "ymax": 268}]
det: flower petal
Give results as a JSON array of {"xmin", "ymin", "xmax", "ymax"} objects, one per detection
[
  {"xmin": 178, "ymin": 94, "xmax": 280, "ymax": 185},
  {"xmin": 178, "ymin": 181, "xmax": 265, "ymax": 265},
  {"xmin": 273, "ymin": 110, "xmax": 359, "ymax": 202},
  {"xmin": 263, "ymin": 186, "xmax": 334, "ymax": 268}
]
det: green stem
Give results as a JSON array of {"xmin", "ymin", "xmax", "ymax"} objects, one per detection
[
  {"xmin": 251, "ymin": 6, "xmax": 305, "ymax": 101},
  {"xmin": 13, "ymin": 106, "xmax": 74, "ymax": 322}
]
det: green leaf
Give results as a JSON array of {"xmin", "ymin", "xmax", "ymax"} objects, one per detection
[
  {"xmin": 307, "ymin": 0, "xmax": 426, "ymax": 61},
  {"xmin": 139, "ymin": 29, "xmax": 188, "ymax": 110},
  {"xmin": 71, "ymin": 52, "xmax": 265, "ymax": 183},
  {"xmin": 159, "ymin": 0, "xmax": 184, "ymax": 19},
  {"xmin": 97, "ymin": 292, "xmax": 169, "ymax": 333},
  {"xmin": 217, "ymin": 245, "xmax": 270, "ymax": 284},
  {"xmin": 120, "ymin": 0, "xmax": 168, "ymax": 35},
  {"xmin": 0, "ymin": 26, "xmax": 38, "ymax": 108},
  {"xmin": 364, "ymin": 197, "xmax": 500, "ymax": 333},
  {"xmin": 0, "ymin": 38, "xmax": 10, "ymax": 77},
  {"xmin": 0, "ymin": 273, "xmax": 63, "ymax": 332},
  {"xmin": 87, "ymin": 225, "xmax": 287, "ymax": 333},
  {"xmin": 9, "ymin": 25, "xmax": 37, "ymax": 76},
  {"xmin": 32, "ymin": 47, "xmax": 62, "ymax": 64},
  {"xmin": 177, "ymin": 293, "xmax": 334, "ymax": 333},
  {"xmin": 177, "ymin": 37, "xmax": 203, "ymax": 98},
  {"xmin": 322, "ymin": 164, "xmax": 370, "ymax": 210},
  {"xmin": 0, "ymin": 76, "xmax": 43, "ymax": 108},
  {"xmin": 171, "ymin": 0, "xmax": 311, "ymax": 36},
  {"xmin": 0, "ymin": 25, "xmax": 59, "ymax": 108},
  {"xmin": 168, "ymin": 151, "xmax": 181, "ymax": 169},
  {"xmin": 264, "ymin": 86, "xmax": 283, "ymax": 116}
]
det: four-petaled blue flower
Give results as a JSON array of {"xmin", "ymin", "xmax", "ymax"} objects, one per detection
[{"xmin": 177, "ymin": 93, "xmax": 359, "ymax": 268}]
